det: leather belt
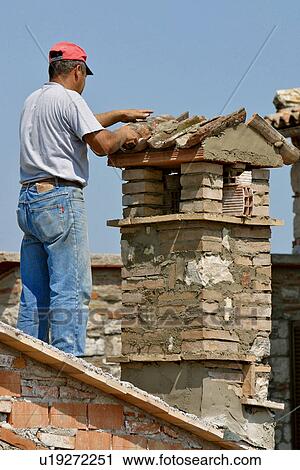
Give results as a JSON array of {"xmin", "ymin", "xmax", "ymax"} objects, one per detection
[{"xmin": 22, "ymin": 177, "xmax": 84, "ymax": 189}]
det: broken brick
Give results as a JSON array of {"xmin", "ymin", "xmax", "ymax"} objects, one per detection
[
  {"xmin": 0, "ymin": 371, "xmax": 21, "ymax": 397},
  {"xmin": 125, "ymin": 420, "xmax": 160, "ymax": 435},
  {"xmin": 37, "ymin": 432, "xmax": 75, "ymax": 449}
]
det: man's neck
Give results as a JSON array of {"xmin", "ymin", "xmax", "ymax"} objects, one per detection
[{"xmin": 50, "ymin": 77, "xmax": 77, "ymax": 92}]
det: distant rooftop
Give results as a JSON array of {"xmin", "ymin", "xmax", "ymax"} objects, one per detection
[{"xmin": 265, "ymin": 88, "xmax": 300, "ymax": 136}]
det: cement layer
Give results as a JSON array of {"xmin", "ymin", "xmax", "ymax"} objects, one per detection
[
  {"xmin": 122, "ymin": 361, "xmax": 275, "ymax": 449},
  {"xmin": 203, "ymin": 124, "xmax": 283, "ymax": 168},
  {"xmin": 107, "ymin": 213, "xmax": 283, "ymax": 228}
]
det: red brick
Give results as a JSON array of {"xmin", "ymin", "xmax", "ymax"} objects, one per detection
[
  {"xmin": 126, "ymin": 420, "xmax": 160, "ymax": 434},
  {"xmin": 88, "ymin": 404, "xmax": 124, "ymax": 430},
  {"xmin": 9, "ymin": 402, "xmax": 48, "ymax": 428},
  {"xmin": 50, "ymin": 403, "xmax": 87, "ymax": 429},
  {"xmin": 241, "ymin": 271, "xmax": 251, "ymax": 288},
  {"xmin": 181, "ymin": 340, "xmax": 238, "ymax": 354},
  {"xmin": 75, "ymin": 431, "xmax": 111, "ymax": 450},
  {"xmin": 0, "ymin": 371, "xmax": 21, "ymax": 397},
  {"xmin": 124, "ymin": 411, "xmax": 137, "ymax": 417},
  {"xmin": 161, "ymin": 425, "xmax": 179, "ymax": 439},
  {"xmin": 112, "ymin": 435, "xmax": 147, "ymax": 450},
  {"xmin": 60, "ymin": 386, "xmax": 95, "ymax": 400},
  {"xmin": 12, "ymin": 356, "xmax": 27, "ymax": 369},
  {"xmin": 22, "ymin": 385, "xmax": 59, "ymax": 399},
  {"xmin": 148, "ymin": 439, "xmax": 186, "ymax": 450}
]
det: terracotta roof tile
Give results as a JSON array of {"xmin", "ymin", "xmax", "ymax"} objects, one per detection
[{"xmin": 265, "ymin": 88, "xmax": 300, "ymax": 134}]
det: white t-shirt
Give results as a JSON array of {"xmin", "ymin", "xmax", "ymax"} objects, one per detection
[{"xmin": 19, "ymin": 82, "xmax": 103, "ymax": 187}]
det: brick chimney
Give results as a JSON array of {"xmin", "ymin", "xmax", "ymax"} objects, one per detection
[{"xmin": 107, "ymin": 110, "xmax": 293, "ymax": 448}]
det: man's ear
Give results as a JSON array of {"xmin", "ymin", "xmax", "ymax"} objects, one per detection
[{"xmin": 74, "ymin": 64, "xmax": 82, "ymax": 80}]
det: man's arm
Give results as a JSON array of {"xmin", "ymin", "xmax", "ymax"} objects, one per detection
[
  {"xmin": 95, "ymin": 109, "xmax": 153, "ymax": 127},
  {"xmin": 83, "ymin": 126, "xmax": 139, "ymax": 156}
]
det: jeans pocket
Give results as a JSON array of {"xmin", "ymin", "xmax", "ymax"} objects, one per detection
[{"xmin": 30, "ymin": 204, "xmax": 65, "ymax": 243}]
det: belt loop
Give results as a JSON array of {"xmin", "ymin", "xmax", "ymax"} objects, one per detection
[{"xmin": 54, "ymin": 176, "xmax": 59, "ymax": 188}]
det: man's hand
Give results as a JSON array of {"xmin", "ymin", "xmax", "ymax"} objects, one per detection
[
  {"xmin": 95, "ymin": 109, "xmax": 153, "ymax": 127},
  {"xmin": 118, "ymin": 125, "xmax": 140, "ymax": 150},
  {"xmin": 121, "ymin": 109, "xmax": 153, "ymax": 123}
]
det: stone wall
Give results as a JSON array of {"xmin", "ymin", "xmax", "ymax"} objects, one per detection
[
  {"xmin": 121, "ymin": 221, "xmax": 272, "ymax": 359},
  {"xmin": 0, "ymin": 254, "xmax": 122, "ymax": 376},
  {"xmin": 120, "ymin": 164, "xmax": 273, "ymax": 363},
  {"xmin": 270, "ymin": 254, "xmax": 300, "ymax": 449},
  {"xmin": 0, "ymin": 340, "xmax": 220, "ymax": 450}
]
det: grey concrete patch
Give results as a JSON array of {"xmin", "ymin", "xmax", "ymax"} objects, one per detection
[
  {"xmin": 203, "ymin": 124, "xmax": 283, "ymax": 168},
  {"xmin": 201, "ymin": 379, "xmax": 247, "ymax": 434},
  {"xmin": 122, "ymin": 362, "xmax": 209, "ymax": 417}
]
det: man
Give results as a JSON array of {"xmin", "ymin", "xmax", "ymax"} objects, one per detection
[{"xmin": 17, "ymin": 41, "xmax": 152, "ymax": 356}]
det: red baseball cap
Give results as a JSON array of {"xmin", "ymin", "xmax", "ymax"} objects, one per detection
[{"xmin": 49, "ymin": 41, "xmax": 93, "ymax": 75}]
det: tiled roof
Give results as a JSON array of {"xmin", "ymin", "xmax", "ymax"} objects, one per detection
[
  {"xmin": 120, "ymin": 109, "xmax": 247, "ymax": 152},
  {"xmin": 109, "ymin": 109, "xmax": 300, "ymax": 167},
  {"xmin": 265, "ymin": 107, "xmax": 300, "ymax": 132},
  {"xmin": 265, "ymin": 88, "xmax": 300, "ymax": 135}
]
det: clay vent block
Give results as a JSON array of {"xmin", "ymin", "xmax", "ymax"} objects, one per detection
[
  {"xmin": 223, "ymin": 186, "xmax": 253, "ymax": 216},
  {"xmin": 223, "ymin": 167, "xmax": 253, "ymax": 216}
]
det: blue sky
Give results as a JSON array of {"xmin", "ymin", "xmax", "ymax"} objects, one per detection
[{"xmin": 1, "ymin": 0, "xmax": 300, "ymax": 254}]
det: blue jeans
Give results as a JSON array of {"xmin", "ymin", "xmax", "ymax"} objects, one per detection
[{"xmin": 16, "ymin": 182, "xmax": 91, "ymax": 356}]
